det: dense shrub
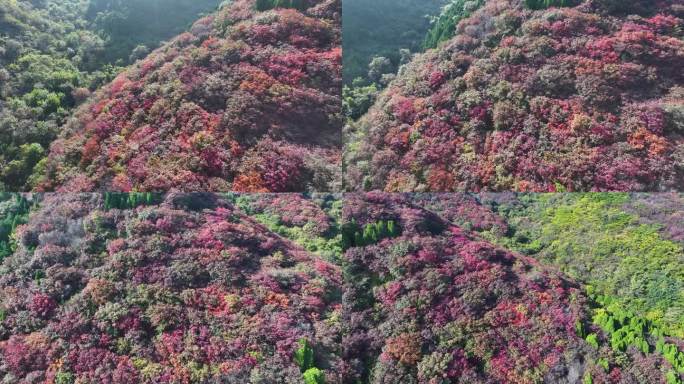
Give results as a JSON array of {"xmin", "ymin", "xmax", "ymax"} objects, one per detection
[
  {"xmin": 235, "ymin": 194, "xmax": 344, "ymax": 260},
  {"xmin": 339, "ymin": 193, "xmax": 684, "ymax": 383},
  {"xmin": 594, "ymin": 0, "xmax": 665, "ymax": 16},
  {"xmin": 256, "ymin": 0, "xmax": 310, "ymax": 11},
  {"xmin": 622, "ymin": 193, "xmax": 684, "ymax": 244},
  {"xmin": 484, "ymin": 193, "xmax": 684, "ymax": 338}
]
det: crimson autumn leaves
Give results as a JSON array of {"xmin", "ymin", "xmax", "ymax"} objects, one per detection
[
  {"xmin": 1, "ymin": 193, "xmax": 684, "ymax": 383},
  {"xmin": 37, "ymin": 0, "xmax": 343, "ymax": 193},
  {"xmin": 1, "ymin": 0, "xmax": 684, "ymax": 383},
  {"xmin": 2, "ymin": 0, "xmax": 683, "ymax": 192},
  {"xmin": 345, "ymin": 0, "xmax": 684, "ymax": 192}
]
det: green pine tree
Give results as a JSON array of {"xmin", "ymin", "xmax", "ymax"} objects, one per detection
[{"xmin": 294, "ymin": 339, "xmax": 314, "ymax": 372}]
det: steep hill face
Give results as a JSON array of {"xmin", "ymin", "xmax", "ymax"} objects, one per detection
[
  {"xmin": 345, "ymin": 0, "xmax": 684, "ymax": 192},
  {"xmin": 486, "ymin": 193, "xmax": 684, "ymax": 384},
  {"xmin": 0, "ymin": 193, "xmax": 344, "ymax": 383},
  {"xmin": 0, "ymin": 0, "xmax": 106, "ymax": 192},
  {"xmin": 38, "ymin": 0, "xmax": 342, "ymax": 193},
  {"xmin": 479, "ymin": 193, "xmax": 684, "ymax": 337},
  {"xmin": 342, "ymin": 0, "xmax": 446, "ymax": 84},
  {"xmin": 2, "ymin": 193, "xmax": 683, "ymax": 383},
  {"xmin": 0, "ymin": 0, "xmax": 223, "ymax": 192},
  {"xmin": 250, "ymin": 193, "xmax": 684, "ymax": 383},
  {"xmin": 339, "ymin": 193, "xmax": 679, "ymax": 383}
]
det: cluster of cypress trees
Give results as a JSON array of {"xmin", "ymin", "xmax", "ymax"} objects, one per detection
[
  {"xmin": 589, "ymin": 295, "xmax": 684, "ymax": 383},
  {"xmin": 103, "ymin": 192, "xmax": 162, "ymax": 210},
  {"xmin": 424, "ymin": 0, "xmax": 484, "ymax": 49},
  {"xmin": 523, "ymin": 0, "xmax": 578, "ymax": 10},
  {"xmin": 255, "ymin": 0, "xmax": 308, "ymax": 11},
  {"xmin": 0, "ymin": 194, "xmax": 32, "ymax": 260},
  {"xmin": 294, "ymin": 339, "xmax": 325, "ymax": 384},
  {"xmin": 341, "ymin": 219, "xmax": 401, "ymax": 249},
  {"xmin": 658, "ymin": 341, "xmax": 684, "ymax": 383}
]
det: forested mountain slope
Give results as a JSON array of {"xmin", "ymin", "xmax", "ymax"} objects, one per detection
[
  {"xmin": 85, "ymin": 0, "xmax": 222, "ymax": 65},
  {"xmin": 37, "ymin": 0, "xmax": 342, "ymax": 193},
  {"xmin": 0, "ymin": 0, "xmax": 221, "ymax": 191},
  {"xmin": 345, "ymin": 0, "xmax": 684, "ymax": 192},
  {"xmin": 424, "ymin": 0, "xmax": 486, "ymax": 49},
  {"xmin": 342, "ymin": 0, "xmax": 445, "ymax": 84},
  {"xmin": 1, "ymin": 192, "xmax": 683, "ymax": 383},
  {"xmin": 0, "ymin": 0, "xmax": 111, "ymax": 191},
  {"xmin": 480, "ymin": 193, "xmax": 684, "ymax": 336},
  {"xmin": 0, "ymin": 193, "xmax": 345, "ymax": 383}
]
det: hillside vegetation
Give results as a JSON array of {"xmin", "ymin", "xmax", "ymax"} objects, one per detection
[
  {"xmin": 480, "ymin": 192, "xmax": 684, "ymax": 383},
  {"xmin": 345, "ymin": 0, "xmax": 684, "ymax": 192},
  {"xmin": 424, "ymin": 0, "xmax": 485, "ymax": 49},
  {"xmin": 37, "ymin": 0, "xmax": 342, "ymax": 192},
  {"xmin": 1, "ymin": 192, "xmax": 683, "ymax": 382},
  {"xmin": 0, "ymin": 193, "xmax": 344, "ymax": 382},
  {"xmin": 0, "ymin": 0, "xmax": 221, "ymax": 191},
  {"xmin": 342, "ymin": 0, "xmax": 445, "ymax": 84},
  {"xmin": 488, "ymin": 194, "xmax": 684, "ymax": 334}
]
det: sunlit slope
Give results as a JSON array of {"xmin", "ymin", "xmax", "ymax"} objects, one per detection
[
  {"xmin": 345, "ymin": 0, "xmax": 684, "ymax": 192},
  {"xmin": 39, "ymin": 0, "xmax": 342, "ymax": 192}
]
